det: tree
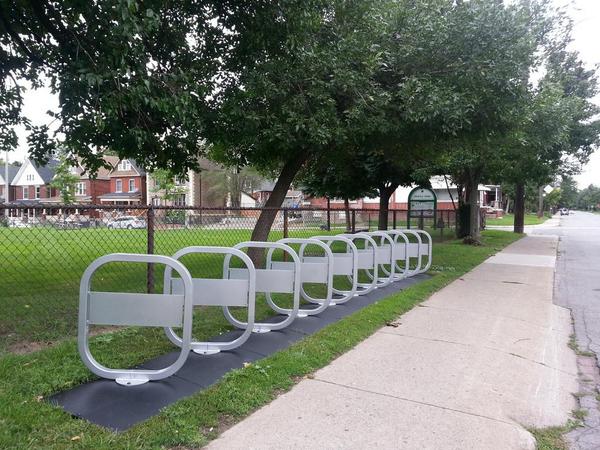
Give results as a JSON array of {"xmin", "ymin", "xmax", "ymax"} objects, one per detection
[
  {"xmin": 437, "ymin": 0, "xmax": 554, "ymax": 241},
  {"xmin": 207, "ymin": 0, "xmax": 390, "ymax": 244},
  {"xmin": 500, "ymin": 49, "xmax": 600, "ymax": 232},
  {"xmin": 559, "ymin": 176, "xmax": 579, "ymax": 209},
  {"xmin": 576, "ymin": 185, "xmax": 600, "ymax": 210},
  {"xmin": 1, "ymin": 1, "xmax": 222, "ymax": 174},
  {"xmin": 50, "ymin": 151, "xmax": 78, "ymax": 204},
  {"xmin": 149, "ymin": 168, "xmax": 186, "ymax": 204}
]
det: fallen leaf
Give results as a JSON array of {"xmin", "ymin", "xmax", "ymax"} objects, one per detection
[{"xmin": 70, "ymin": 435, "xmax": 81, "ymax": 441}]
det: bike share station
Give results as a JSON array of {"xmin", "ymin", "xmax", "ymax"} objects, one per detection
[{"xmin": 51, "ymin": 226, "xmax": 434, "ymax": 431}]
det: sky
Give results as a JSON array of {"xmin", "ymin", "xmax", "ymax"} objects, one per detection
[{"xmin": 7, "ymin": 1, "xmax": 600, "ymax": 188}]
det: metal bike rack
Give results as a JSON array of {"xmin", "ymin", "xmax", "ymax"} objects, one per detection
[
  {"xmin": 381, "ymin": 230, "xmax": 412, "ymax": 278},
  {"xmin": 364, "ymin": 231, "xmax": 397, "ymax": 286},
  {"xmin": 164, "ymin": 246, "xmax": 257, "ymax": 355},
  {"xmin": 409, "ymin": 229, "xmax": 432, "ymax": 273},
  {"xmin": 307, "ymin": 235, "xmax": 358, "ymax": 304},
  {"xmin": 272, "ymin": 238, "xmax": 334, "ymax": 317},
  {"xmin": 388, "ymin": 229, "xmax": 432, "ymax": 275},
  {"xmin": 223, "ymin": 241, "xmax": 301, "ymax": 333},
  {"xmin": 339, "ymin": 233, "xmax": 379, "ymax": 295},
  {"xmin": 78, "ymin": 253, "xmax": 194, "ymax": 386}
]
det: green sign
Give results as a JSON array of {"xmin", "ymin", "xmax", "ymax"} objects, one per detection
[{"xmin": 408, "ymin": 187, "xmax": 437, "ymax": 227}]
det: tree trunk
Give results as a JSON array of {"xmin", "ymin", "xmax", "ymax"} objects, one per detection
[
  {"xmin": 466, "ymin": 173, "xmax": 481, "ymax": 242},
  {"xmin": 537, "ymin": 186, "xmax": 544, "ymax": 218},
  {"xmin": 344, "ymin": 198, "xmax": 351, "ymax": 231},
  {"xmin": 378, "ymin": 184, "xmax": 398, "ymax": 230},
  {"xmin": 514, "ymin": 182, "xmax": 525, "ymax": 233},
  {"xmin": 249, "ymin": 153, "xmax": 307, "ymax": 265}
]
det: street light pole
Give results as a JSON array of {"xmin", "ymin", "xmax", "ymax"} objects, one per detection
[{"xmin": 4, "ymin": 150, "xmax": 9, "ymax": 217}]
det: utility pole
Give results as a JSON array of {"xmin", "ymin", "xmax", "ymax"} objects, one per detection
[{"xmin": 4, "ymin": 150, "xmax": 9, "ymax": 216}]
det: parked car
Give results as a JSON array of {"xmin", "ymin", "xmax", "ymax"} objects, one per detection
[
  {"xmin": 559, "ymin": 208, "xmax": 569, "ymax": 216},
  {"xmin": 107, "ymin": 216, "xmax": 146, "ymax": 229}
]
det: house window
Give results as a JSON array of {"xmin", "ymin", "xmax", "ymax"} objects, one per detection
[
  {"xmin": 75, "ymin": 183, "xmax": 86, "ymax": 196},
  {"xmin": 35, "ymin": 187, "xmax": 40, "ymax": 199},
  {"xmin": 26, "ymin": 174, "xmax": 34, "ymax": 182},
  {"xmin": 115, "ymin": 179, "xmax": 122, "ymax": 193},
  {"xmin": 23, "ymin": 187, "xmax": 29, "ymax": 199},
  {"xmin": 173, "ymin": 194, "xmax": 186, "ymax": 207},
  {"xmin": 118, "ymin": 160, "xmax": 132, "ymax": 171},
  {"xmin": 152, "ymin": 197, "xmax": 161, "ymax": 206},
  {"xmin": 128, "ymin": 179, "xmax": 136, "ymax": 192},
  {"xmin": 47, "ymin": 187, "xmax": 52, "ymax": 198}
]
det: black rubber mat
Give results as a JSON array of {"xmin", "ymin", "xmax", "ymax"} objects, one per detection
[{"xmin": 49, "ymin": 274, "xmax": 428, "ymax": 431}]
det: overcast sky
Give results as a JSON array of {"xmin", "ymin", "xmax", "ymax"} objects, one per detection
[{"xmin": 7, "ymin": 1, "xmax": 600, "ymax": 188}]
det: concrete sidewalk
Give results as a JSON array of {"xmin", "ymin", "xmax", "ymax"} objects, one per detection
[{"xmin": 206, "ymin": 236, "xmax": 578, "ymax": 450}]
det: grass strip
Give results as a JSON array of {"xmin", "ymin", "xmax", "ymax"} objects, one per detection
[
  {"xmin": 486, "ymin": 213, "xmax": 550, "ymax": 226},
  {"xmin": 0, "ymin": 230, "xmax": 520, "ymax": 449}
]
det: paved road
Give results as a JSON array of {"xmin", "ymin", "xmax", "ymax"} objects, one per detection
[{"xmin": 532, "ymin": 212, "xmax": 600, "ymax": 449}]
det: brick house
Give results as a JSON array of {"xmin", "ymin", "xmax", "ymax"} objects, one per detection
[
  {"xmin": 70, "ymin": 156, "xmax": 118, "ymax": 204},
  {"xmin": 11, "ymin": 158, "xmax": 61, "ymax": 204},
  {"xmin": 98, "ymin": 159, "xmax": 147, "ymax": 205}
]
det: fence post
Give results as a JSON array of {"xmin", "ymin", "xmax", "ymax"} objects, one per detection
[
  {"xmin": 147, "ymin": 206, "xmax": 155, "ymax": 294},
  {"xmin": 326, "ymin": 198, "xmax": 331, "ymax": 231},
  {"xmin": 351, "ymin": 210, "xmax": 356, "ymax": 233},
  {"xmin": 283, "ymin": 208, "xmax": 289, "ymax": 238}
]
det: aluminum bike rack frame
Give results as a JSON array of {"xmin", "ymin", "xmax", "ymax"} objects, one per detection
[
  {"xmin": 364, "ymin": 231, "xmax": 397, "ymax": 286},
  {"xmin": 78, "ymin": 253, "xmax": 194, "ymax": 386},
  {"xmin": 271, "ymin": 238, "xmax": 334, "ymax": 317},
  {"xmin": 164, "ymin": 246, "xmax": 257, "ymax": 355},
  {"xmin": 307, "ymin": 235, "xmax": 358, "ymax": 304},
  {"xmin": 339, "ymin": 233, "xmax": 379, "ymax": 295},
  {"xmin": 223, "ymin": 241, "xmax": 301, "ymax": 333},
  {"xmin": 387, "ymin": 229, "xmax": 432, "ymax": 274}
]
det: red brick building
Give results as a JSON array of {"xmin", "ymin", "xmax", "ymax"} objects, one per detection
[{"xmin": 98, "ymin": 159, "xmax": 147, "ymax": 205}]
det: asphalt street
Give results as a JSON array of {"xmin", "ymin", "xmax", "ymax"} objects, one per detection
[{"xmin": 532, "ymin": 211, "xmax": 600, "ymax": 449}]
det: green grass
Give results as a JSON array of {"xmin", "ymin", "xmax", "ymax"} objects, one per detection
[
  {"xmin": 487, "ymin": 213, "xmax": 550, "ymax": 226},
  {"xmin": 0, "ymin": 226, "xmax": 342, "ymax": 352},
  {"xmin": 0, "ymin": 230, "xmax": 521, "ymax": 449},
  {"xmin": 529, "ymin": 415, "xmax": 584, "ymax": 450},
  {"xmin": 0, "ymin": 225, "xmax": 453, "ymax": 353}
]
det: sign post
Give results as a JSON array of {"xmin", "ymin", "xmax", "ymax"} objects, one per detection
[{"xmin": 408, "ymin": 187, "xmax": 437, "ymax": 229}]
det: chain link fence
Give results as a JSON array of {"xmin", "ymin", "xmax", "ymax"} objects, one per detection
[{"xmin": 0, "ymin": 204, "xmax": 456, "ymax": 354}]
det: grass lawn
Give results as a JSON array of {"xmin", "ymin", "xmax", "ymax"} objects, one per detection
[
  {"xmin": 0, "ymin": 225, "xmax": 451, "ymax": 353},
  {"xmin": 486, "ymin": 213, "xmax": 550, "ymax": 226},
  {"xmin": 0, "ymin": 230, "xmax": 521, "ymax": 449}
]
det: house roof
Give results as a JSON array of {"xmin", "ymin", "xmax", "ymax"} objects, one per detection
[
  {"xmin": 73, "ymin": 155, "xmax": 120, "ymax": 179},
  {"xmin": 107, "ymin": 158, "xmax": 146, "ymax": 177},
  {"xmin": 33, "ymin": 159, "xmax": 60, "ymax": 183},
  {"xmin": 12, "ymin": 158, "xmax": 60, "ymax": 186},
  {"xmin": 0, "ymin": 164, "xmax": 19, "ymax": 184}
]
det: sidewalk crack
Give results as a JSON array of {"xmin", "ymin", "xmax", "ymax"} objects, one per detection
[
  {"xmin": 376, "ymin": 331, "xmax": 577, "ymax": 376},
  {"xmin": 312, "ymin": 378, "xmax": 519, "ymax": 428}
]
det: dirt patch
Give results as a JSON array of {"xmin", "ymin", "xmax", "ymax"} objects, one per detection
[{"xmin": 6, "ymin": 326, "xmax": 121, "ymax": 355}]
